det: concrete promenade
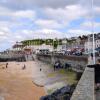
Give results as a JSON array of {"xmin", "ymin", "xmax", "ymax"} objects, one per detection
[{"xmin": 71, "ymin": 67, "xmax": 95, "ymax": 100}]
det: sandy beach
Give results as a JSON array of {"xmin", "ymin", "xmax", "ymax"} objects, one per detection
[{"xmin": 0, "ymin": 61, "xmax": 45, "ymax": 100}]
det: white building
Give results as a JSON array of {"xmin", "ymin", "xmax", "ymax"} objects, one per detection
[
  {"xmin": 56, "ymin": 39, "xmax": 67, "ymax": 51},
  {"xmin": 12, "ymin": 42, "xmax": 24, "ymax": 51},
  {"xmin": 39, "ymin": 44, "xmax": 53, "ymax": 52},
  {"xmin": 95, "ymin": 39, "xmax": 100, "ymax": 48},
  {"xmin": 24, "ymin": 44, "xmax": 53, "ymax": 54},
  {"xmin": 85, "ymin": 39, "xmax": 100, "ymax": 51},
  {"xmin": 85, "ymin": 41, "xmax": 93, "ymax": 53},
  {"xmin": 57, "ymin": 45, "xmax": 67, "ymax": 51},
  {"xmin": 84, "ymin": 40, "xmax": 98, "ymax": 54}
]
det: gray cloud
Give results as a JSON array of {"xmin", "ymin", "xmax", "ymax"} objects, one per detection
[
  {"xmin": 0, "ymin": 0, "xmax": 99, "ymax": 10},
  {"xmin": 0, "ymin": 0, "xmax": 79, "ymax": 10}
]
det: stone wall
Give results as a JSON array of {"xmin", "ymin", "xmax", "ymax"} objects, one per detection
[
  {"xmin": 37, "ymin": 54, "xmax": 88, "ymax": 72},
  {"xmin": 0, "ymin": 54, "xmax": 26, "ymax": 62},
  {"xmin": 71, "ymin": 67, "xmax": 95, "ymax": 100},
  {"xmin": 37, "ymin": 54, "xmax": 95, "ymax": 100}
]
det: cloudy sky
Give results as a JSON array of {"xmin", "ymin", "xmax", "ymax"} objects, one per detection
[{"xmin": 0, "ymin": 0, "xmax": 100, "ymax": 51}]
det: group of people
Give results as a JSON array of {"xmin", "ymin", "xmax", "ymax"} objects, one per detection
[
  {"xmin": 53, "ymin": 60, "xmax": 71, "ymax": 71},
  {"xmin": 3, "ymin": 63, "xmax": 26, "ymax": 70},
  {"xmin": 1, "ymin": 63, "xmax": 8, "ymax": 69}
]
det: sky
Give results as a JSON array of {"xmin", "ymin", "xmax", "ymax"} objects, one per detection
[{"xmin": 0, "ymin": 0, "xmax": 100, "ymax": 51}]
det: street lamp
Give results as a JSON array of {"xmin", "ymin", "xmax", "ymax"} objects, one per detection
[{"xmin": 91, "ymin": 0, "xmax": 95, "ymax": 64}]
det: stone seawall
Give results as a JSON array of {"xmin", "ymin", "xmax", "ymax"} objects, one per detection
[
  {"xmin": 37, "ymin": 54, "xmax": 88, "ymax": 72},
  {"xmin": 0, "ymin": 54, "xmax": 26, "ymax": 62},
  {"xmin": 37, "ymin": 54, "xmax": 95, "ymax": 100},
  {"xmin": 71, "ymin": 67, "xmax": 95, "ymax": 100}
]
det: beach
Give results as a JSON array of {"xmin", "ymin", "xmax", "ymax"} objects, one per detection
[{"xmin": 0, "ymin": 61, "xmax": 45, "ymax": 100}]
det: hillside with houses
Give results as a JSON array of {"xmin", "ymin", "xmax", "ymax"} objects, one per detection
[{"xmin": 0, "ymin": 33, "xmax": 100, "ymax": 58}]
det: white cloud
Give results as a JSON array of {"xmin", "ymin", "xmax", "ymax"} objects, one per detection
[
  {"xmin": 80, "ymin": 21, "xmax": 100, "ymax": 30},
  {"xmin": 0, "ymin": 0, "xmax": 78, "ymax": 9},
  {"xmin": 94, "ymin": 6, "xmax": 100, "ymax": 16},
  {"xmin": 13, "ymin": 10, "xmax": 36, "ymax": 19},
  {"xmin": 17, "ymin": 29, "xmax": 65, "ymax": 39},
  {"xmin": 0, "ymin": 31, "xmax": 7, "ymax": 36},
  {"xmin": 34, "ymin": 29, "xmax": 66, "ymax": 39},
  {"xmin": 44, "ymin": 5, "xmax": 89, "ymax": 25},
  {"xmin": 0, "ymin": 26, "xmax": 10, "ymax": 42},
  {"xmin": 34, "ymin": 29, "xmax": 62, "ymax": 34},
  {"xmin": 35, "ymin": 19, "xmax": 63, "ymax": 29},
  {"xmin": 15, "ymin": 35, "xmax": 23, "ymax": 39},
  {"xmin": 67, "ymin": 29, "xmax": 91, "ymax": 36},
  {"xmin": 0, "ymin": 6, "xmax": 12, "ymax": 16},
  {"xmin": 0, "ymin": 35, "xmax": 8, "ymax": 39},
  {"xmin": 0, "ymin": 6, "xmax": 36, "ymax": 20}
]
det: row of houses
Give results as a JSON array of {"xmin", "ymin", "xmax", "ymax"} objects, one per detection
[
  {"xmin": 85, "ymin": 33, "xmax": 100, "ymax": 54},
  {"xmin": 2, "ymin": 33, "xmax": 100, "ymax": 55},
  {"xmin": 11, "ymin": 39, "xmax": 85, "ymax": 55}
]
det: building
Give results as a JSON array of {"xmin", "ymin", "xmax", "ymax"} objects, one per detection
[
  {"xmin": 57, "ymin": 45, "xmax": 67, "ymax": 51},
  {"xmin": 23, "ymin": 44, "xmax": 53, "ymax": 54},
  {"xmin": 56, "ymin": 39, "xmax": 67, "ymax": 51},
  {"xmin": 12, "ymin": 42, "xmax": 25, "ymax": 51},
  {"xmin": 84, "ymin": 41, "xmax": 94, "ymax": 53},
  {"xmin": 95, "ymin": 38, "xmax": 100, "ymax": 48}
]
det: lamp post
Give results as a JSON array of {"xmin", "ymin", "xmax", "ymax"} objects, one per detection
[
  {"xmin": 88, "ymin": 0, "xmax": 95, "ymax": 65},
  {"xmin": 91, "ymin": 0, "xmax": 95, "ymax": 64}
]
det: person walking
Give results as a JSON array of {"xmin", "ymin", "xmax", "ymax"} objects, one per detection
[
  {"xmin": 6, "ymin": 63, "xmax": 8, "ymax": 68},
  {"xmin": 22, "ymin": 64, "xmax": 26, "ymax": 70},
  {"xmin": 40, "ymin": 68, "xmax": 42, "ymax": 71}
]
